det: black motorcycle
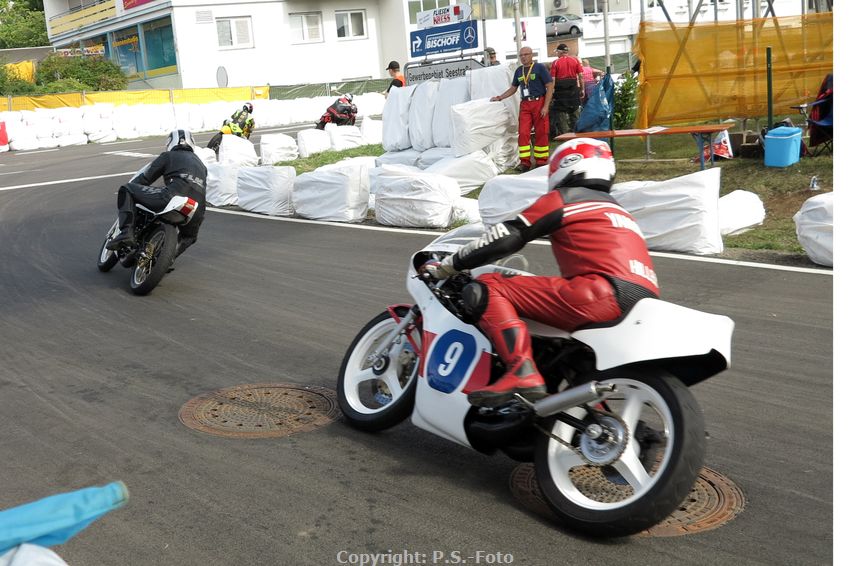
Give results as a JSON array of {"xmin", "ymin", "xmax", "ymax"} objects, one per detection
[
  {"xmin": 97, "ymin": 196, "xmax": 199, "ymax": 295},
  {"xmin": 316, "ymin": 95, "xmax": 358, "ymax": 129}
]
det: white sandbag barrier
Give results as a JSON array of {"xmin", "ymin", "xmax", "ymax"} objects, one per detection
[
  {"xmin": 297, "ymin": 128, "xmax": 331, "ymax": 158},
  {"xmin": 193, "ymin": 146, "xmax": 217, "ymax": 166},
  {"xmin": 206, "ymin": 164, "xmax": 239, "ymax": 207},
  {"xmin": 416, "ymin": 147, "xmax": 456, "ymax": 169},
  {"xmin": 293, "ymin": 168, "xmax": 370, "ymax": 222},
  {"xmin": 452, "ymin": 197, "xmax": 482, "ymax": 225},
  {"xmin": 219, "ymin": 134, "xmax": 259, "ymax": 167},
  {"xmin": 718, "ymin": 190, "xmax": 765, "ymax": 236},
  {"xmin": 373, "ymin": 167, "xmax": 461, "ymax": 228},
  {"xmin": 88, "ymin": 131, "xmax": 118, "ymax": 143},
  {"xmin": 478, "ymin": 167, "xmax": 548, "ymax": 226},
  {"xmin": 382, "ymin": 84, "xmax": 417, "ymax": 152},
  {"xmin": 450, "ymin": 99, "xmax": 511, "ymax": 157},
  {"xmin": 793, "ymin": 192, "xmax": 833, "ymax": 267},
  {"xmin": 432, "ymin": 76, "xmax": 470, "ymax": 148},
  {"xmin": 469, "ymin": 65, "xmax": 519, "ymax": 128},
  {"xmin": 409, "ymin": 79, "xmax": 440, "ymax": 151},
  {"xmin": 611, "ymin": 167, "xmax": 724, "ymax": 255},
  {"xmin": 486, "ymin": 133, "xmax": 520, "ymax": 172},
  {"xmin": 425, "ymin": 150, "xmax": 500, "ymax": 195},
  {"xmin": 376, "ymin": 148, "xmax": 422, "ymax": 168},
  {"xmin": 236, "ymin": 166, "xmax": 296, "ymax": 216},
  {"xmin": 328, "ymin": 124, "xmax": 364, "ymax": 151},
  {"xmin": 260, "ymin": 133, "xmax": 298, "ymax": 165},
  {"xmin": 360, "ymin": 116, "xmax": 383, "ymax": 145}
]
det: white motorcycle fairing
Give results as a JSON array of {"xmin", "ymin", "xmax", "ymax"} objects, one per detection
[{"xmin": 135, "ymin": 196, "xmax": 198, "ymax": 225}]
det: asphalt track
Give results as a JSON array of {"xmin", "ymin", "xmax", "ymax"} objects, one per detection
[{"xmin": 0, "ymin": 134, "xmax": 835, "ymax": 565}]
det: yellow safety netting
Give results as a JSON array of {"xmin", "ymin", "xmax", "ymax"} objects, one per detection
[
  {"xmin": 8, "ymin": 86, "xmax": 270, "ymax": 112},
  {"xmin": 4, "ymin": 61, "xmax": 36, "ymax": 83},
  {"xmin": 636, "ymin": 13, "xmax": 832, "ymax": 127}
]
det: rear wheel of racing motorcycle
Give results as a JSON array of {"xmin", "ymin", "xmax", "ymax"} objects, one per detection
[
  {"xmin": 129, "ymin": 224, "xmax": 178, "ymax": 296},
  {"xmin": 97, "ymin": 219, "xmax": 120, "ymax": 272},
  {"xmin": 337, "ymin": 309, "xmax": 420, "ymax": 432},
  {"xmin": 534, "ymin": 372, "xmax": 706, "ymax": 537}
]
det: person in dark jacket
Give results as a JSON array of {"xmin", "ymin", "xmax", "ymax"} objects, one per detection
[
  {"xmin": 107, "ymin": 129, "xmax": 207, "ymax": 258},
  {"xmin": 206, "ymin": 102, "xmax": 255, "ymax": 152}
]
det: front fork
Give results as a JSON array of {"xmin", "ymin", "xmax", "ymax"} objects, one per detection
[{"xmin": 365, "ymin": 305, "xmax": 422, "ymax": 368}]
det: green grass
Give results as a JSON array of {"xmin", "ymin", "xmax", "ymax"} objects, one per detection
[{"xmin": 280, "ymin": 135, "xmax": 832, "ymax": 254}]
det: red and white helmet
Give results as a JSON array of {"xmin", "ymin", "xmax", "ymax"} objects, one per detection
[{"xmin": 548, "ymin": 138, "xmax": 616, "ymax": 192}]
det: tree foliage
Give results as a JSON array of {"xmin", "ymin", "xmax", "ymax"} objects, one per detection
[
  {"xmin": 612, "ymin": 71, "xmax": 639, "ymax": 129},
  {"xmin": 0, "ymin": 1, "xmax": 49, "ymax": 49}
]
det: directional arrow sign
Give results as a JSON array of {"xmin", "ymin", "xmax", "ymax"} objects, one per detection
[{"xmin": 410, "ymin": 20, "xmax": 478, "ymax": 58}]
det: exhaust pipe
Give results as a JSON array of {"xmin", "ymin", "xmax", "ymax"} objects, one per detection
[{"xmin": 532, "ymin": 381, "xmax": 616, "ymax": 417}]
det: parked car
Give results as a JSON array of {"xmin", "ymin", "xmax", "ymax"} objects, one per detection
[{"xmin": 545, "ymin": 14, "xmax": 583, "ymax": 36}]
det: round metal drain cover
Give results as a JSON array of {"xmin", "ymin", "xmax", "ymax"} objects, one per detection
[
  {"xmin": 179, "ymin": 384, "xmax": 340, "ymax": 438},
  {"xmin": 509, "ymin": 463, "xmax": 745, "ymax": 536}
]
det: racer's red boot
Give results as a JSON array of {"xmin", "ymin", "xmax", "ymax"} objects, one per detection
[{"xmin": 467, "ymin": 319, "xmax": 547, "ymax": 408}]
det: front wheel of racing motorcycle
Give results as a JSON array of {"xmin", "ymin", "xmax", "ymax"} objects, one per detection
[
  {"xmin": 534, "ymin": 372, "xmax": 706, "ymax": 537},
  {"xmin": 129, "ymin": 223, "xmax": 178, "ymax": 296},
  {"xmin": 97, "ymin": 219, "xmax": 120, "ymax": 272},
  {"xmin": 337, "ymin": 309, "xmax": 420, "ymax": 432}
]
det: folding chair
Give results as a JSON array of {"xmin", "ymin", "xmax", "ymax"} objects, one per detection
[{"xmin": 793, "ymin": 73, "xmax": 833, "ymax": 157}]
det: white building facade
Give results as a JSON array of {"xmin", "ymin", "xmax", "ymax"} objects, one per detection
[{"xmin": 42, "ymin": 0, "xmax": 813, "ymax": 88}]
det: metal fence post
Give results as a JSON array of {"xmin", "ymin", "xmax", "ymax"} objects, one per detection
[
  {"xmin": 7, "ymin": 95, "xmax": 11, "ymax": 111},
  {"xmin": 169, "ymin": 89, "xmax": 174, "ymax": 104},
  {"xmin": 82, "ymin": 90, "xmax": 86, "ymax": 105}
]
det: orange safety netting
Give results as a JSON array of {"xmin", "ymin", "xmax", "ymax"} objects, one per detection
[{"xmin": 635, "ymin": 12, "xmax": 832, "ymax": 127}]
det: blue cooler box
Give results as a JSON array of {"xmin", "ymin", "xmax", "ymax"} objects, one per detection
[{"xmin": 764, "ymin": 126, "xmax": 802, "ymax": 167}]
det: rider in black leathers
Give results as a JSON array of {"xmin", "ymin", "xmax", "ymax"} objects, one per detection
[{"xmin": 107, "ymin": 129, "xmax": 207, "ymax": 258}]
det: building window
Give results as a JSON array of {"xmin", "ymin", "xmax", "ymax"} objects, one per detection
[
  {"xmin": 501, "ymin": 0, "xmax": 540, "ymax": 19},
  {"xmin": 407, "ymin": 0, "xmax": 450, "ymax": 25},
  {"xmin": 143, "ymin": 17, "xmax": 177, "ymax": 76},
  {"xmin": 112, "ymin": 26, "xmax": 142, "ymax": 79},
  {"xmin": 82, "ymin": 35, "xmax": 109, "ymax": 58},
  {"xmin": 336, "ymin": 10, "xmax": 366, "ymax": 39},
  {"xmin": 472, "ymin": 0, "xmax": 497, "ymax": 20},
  {"xmin": 290, "ymin": 12, "xmax": 323, "ymax": 43},
  {"xmin": 583, "ymin": 0, "xmax": 629, "ymax": 13},
  {"xmin": 216, "ymin": 17, "xmax": 253, "ymax": 49}
]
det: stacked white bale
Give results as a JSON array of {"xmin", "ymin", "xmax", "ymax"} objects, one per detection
[
  {"xmin": 205, "ymin": 164, "xmax": 239, "ymax": 206},
  {"xmin": 236, "ymin": 166, "xmax": 296, "ymax": 216},
  {"xmin": 382, "ymin": 84, "xmax": 417, "ymax": 152},
  {"xmin": 360, "ymin": 116, "xmax": 383, "ymax": 145},
  {"xmin": 432, "ymin": 77, "xmax": 470, "ymax": 148},
  {"xmin": 83, "ymin": 103, "xmax": 116, "ymax": 142},
  {"xmin": 328, "ymin": 124, "xmax": 364, "ymax": 151},
  {"xmin": 718, "ymin": 190, "xmax": 765, "ymax": 235},
  {"xmin": 113, "ymin": 105, "xmax": 139, "ymax": 140},
  {"xmin": 218, "ymin": 134, "xmax": 259, "ymax": 167},
  {"xmin": 408, "ymin": 79, "xmax": 440, "ymax": 151},
  {"xmin": 793, "ymin": 192, "xmax": 833, "ymax": 267},
  {"xmin": 192, "ymin": 146, "xmax": 217, "ymax": 166},
  {"xmin": 293, "ymin": 157, "xmax": 375, "ymax": 222},
  {"xmin": 478, "ymin": 167, "xmax": 548, "ymax": 226},
  {"xmin": 424, "ymin": 150, "xmax": 500, "ymax": 195},
  {"xmin": 452, "ymin": 197, "xmax": 482, "ymax": 225},
  {"xmin": 372, "ymin": 165, "xmax": 461, "ymax": 228},
  {"xmin": 415, "ymin": 147, "xmax": 455, "ymax": 169},
  {"xmin": 260, "ymin": 133, "xmax": 298, "ymax": 165},
  {"xmin": 610, "ymin": 168, "xmax": 724, "ymax": 255},
  {"xmin": 469, "ymin": 64, "xmax": 518, "ymax": 130},
  {"xmin": 450, "ymin": 99, "xmax": 511, "ymax": 157},
  {"xmin": 375, "ymin": 148, "xmax": 422, "ymax": 168},
  {"xmin": 297, "ymin": 128, "xmax": 331, "ymax": 158}
]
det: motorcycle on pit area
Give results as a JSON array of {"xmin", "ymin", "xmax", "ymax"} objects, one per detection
[{"xmin": 337, "ymin": 223, "xmax": 734, "ymax": 537}]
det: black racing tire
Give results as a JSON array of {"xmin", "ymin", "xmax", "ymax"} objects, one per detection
[
  {"xmin": 97, "ymin": 219, "xmax": 120, "ymax": 272},
  {"xmin": 337, "ymin": 309, "xmax": 419, "ymax": 432},
  {"xmin": 128, "ymin": 223, "xmax": 178, "ymax": 296},
  {"xmin": 534, "ymin": 371, "xmax": 706, "ymax": 537}
]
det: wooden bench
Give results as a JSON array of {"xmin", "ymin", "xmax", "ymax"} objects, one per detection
[{"xmin": 555, "ymin": 124, "xmax": 732, "ymax": 170}]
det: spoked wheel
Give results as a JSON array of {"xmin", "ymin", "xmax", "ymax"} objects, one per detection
[
  {"xmin": 97, "ymin": 219, "xmax": 120, "ymax": 272},
  {"xmin": 337, "ymin": 309, "xmax": 420, "ymax": 432},
  {"xmin": 534, "ymin": 372, "xmax": 706, "ymax": 537},
  {"xmin": 129, "ymin": 223, "xmax": 177, "ymax": 296}
]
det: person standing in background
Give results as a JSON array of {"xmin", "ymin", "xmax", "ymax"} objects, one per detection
[
  {"xmin": 581, "ymin": 59, "xmax": 603, "ymax": 103},
  {"xmin": 385, "ymin": 61, "xmax": 406, "ymax": 97},
  {"xmin": 490, "ymin": 46, "xmax": 554, "ymax": 172},
  {"xmin": 549, "ymin": 44, "xmax": 583, "ymax": 137},
  {"xmin": 484, "ymin": 47, "xmax": 500, "ymax": 66}
]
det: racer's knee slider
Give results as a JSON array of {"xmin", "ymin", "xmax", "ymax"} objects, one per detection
[{"xmin": 461, "ymin": 281, "xmax": 489, "ymax": 323}]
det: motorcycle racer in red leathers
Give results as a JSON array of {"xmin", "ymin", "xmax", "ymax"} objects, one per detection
[{"xmin": 422, "ymin": 138, "xmax": 660, "ymax": 407}]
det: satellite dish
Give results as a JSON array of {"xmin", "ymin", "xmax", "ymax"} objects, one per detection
[{"xmin": 216, "ymin": 66, "xmax": 228, "ymax": 88}]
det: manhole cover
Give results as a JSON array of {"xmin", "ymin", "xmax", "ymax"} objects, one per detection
[
  {"xmin": 179, "ymin": 384, "xmax": 340, "ymax": 438},
  {"xmin": 510, "ymin": 463, "xmax": 745, "ymax": 536}
]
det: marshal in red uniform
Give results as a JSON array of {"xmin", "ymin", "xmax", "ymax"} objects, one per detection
[{"xmin": 422, "ymin": 138, "xmax": 659, "ymax": 407}]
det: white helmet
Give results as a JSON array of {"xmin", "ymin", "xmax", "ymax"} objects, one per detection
[
  {"xmin": 166, "ymin": 129, "xmax": 194, "ymax": 151},
  {"xmin": 548, "ymin": 138, "xmax": 616, "ymax": 192}
]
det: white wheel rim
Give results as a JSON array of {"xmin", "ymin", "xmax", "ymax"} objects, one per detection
[
  {"xmin": 546, "ymin": 378, "xmax": 675, "ymax": 511},
  {"xmin": 342, "ymin": 317, "xmax": 419, "ymax": 415},
  {"xmin": 100, "ymin": 220, "xmax": 119, "ymax": 263}
]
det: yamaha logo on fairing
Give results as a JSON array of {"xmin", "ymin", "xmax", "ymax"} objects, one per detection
[{"xmin": 560, "ymin": 154, "xmax": 583, "ymax": 167}]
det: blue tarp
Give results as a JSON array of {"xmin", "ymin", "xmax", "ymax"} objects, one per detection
[
  {"xmin": 0, "ymin": 482, "xmax": 128, "ymax": 554},
  {"xmin": 576, "ymin": 73, "xmax": 615, "ymax": 134}
]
